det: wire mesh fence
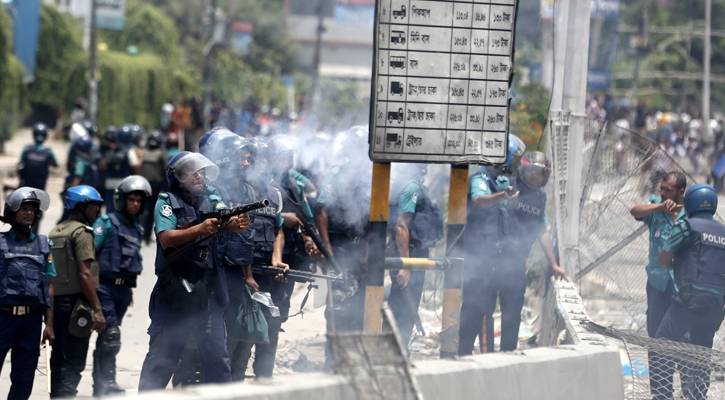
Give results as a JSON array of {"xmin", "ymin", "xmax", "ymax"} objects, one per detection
[
  {"xmin": 590, "ymin": 322, "xmax": 725, "ymax": 400},
  {"xmin": 542, "ymin": 112, "xmax": 725, "ymax": 399}
]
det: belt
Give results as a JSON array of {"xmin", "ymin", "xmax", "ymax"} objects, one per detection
[
  {"xmin": 100, "ymin": 277, "xmax": 133, "ymax": 286},
  {"xmin": 0, "ymin": 305, "xmax": 42, "ymax": 315}
]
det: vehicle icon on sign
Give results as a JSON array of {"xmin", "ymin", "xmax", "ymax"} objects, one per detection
[
  {"xmin": 393, "ymin": 5, "xmax": 406, "ymax": 19},
  {"xmin": 390, "ymin": 81, "xmax": 404, "ymax": 96},
  {"xmin": 386, "ymin": 133, "xmax": 402, "ymax": 149},
  {"xmin": 388, "ymin": 108, "xmax": 404, "ymax": 124},
  {"xmin": 390, "ymin": 56, "xmax": 406, "ymax": 69},
  {"xmin": 391, "ymin": 30, "xmax": 406, "ymax": 44}
]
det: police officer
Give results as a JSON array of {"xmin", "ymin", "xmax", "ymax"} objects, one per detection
[
  {"xmin": 138, "ymin": 152, "xmax": 248, "ymax": 391},
  {"xmin": 139, "ymin": 130, "xmax": 169, "ymax": 244},
  {"xmin": 629, "ymin": 171, "xmax": 687, "ymax": 339},
  {"xmin": 316, "ymin": 127, "xmax": 371, "ymax": 365},
  {"xmin": 652, "ymin": 184, "xmax": 725, "ymax": 400},
  {"xmin": 478, "ymin": 152, "xmax": 567, "ymax": 353},
  {"xmin": 19, "ymin": 123, "xmax": 58, "ymax": 191},
  {"xmin": 165, "ymin": 132, "xmax": 181, "ymax": 159},
  {"xmin": 237, "ymin": 136, "xmax": 290, "ymax": 381},
  {"xmin": 91, "ymin": 175, "xmax": 151, "ymax": 396},
  {"xmin": 103, "ymin": 125, "xmax": 142, "ymax": 213},
  {"xmin": 459, "ymin": 135, "xmax": 525, "ymax": 355},
  {"xmin": 49, "ymin": 185, "xmax": 106, "ymax": 398},
  {"xmin": 387, "ymin": 163, "xmax": 444, "ymax": 350},
  {"xmin": 0, "ymin": 187, "xmax": 54, "ymax": 400}
]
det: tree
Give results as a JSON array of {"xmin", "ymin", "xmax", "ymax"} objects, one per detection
[{"xmin": 0, "ymin": 6, "xmax": 27, "ymax": 142}]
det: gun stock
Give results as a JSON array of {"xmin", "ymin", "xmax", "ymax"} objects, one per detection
[{"xmin": 250, "ymin": 265, "xmax": 344, "ymax": 283}]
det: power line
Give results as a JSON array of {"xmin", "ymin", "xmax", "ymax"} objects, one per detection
[
  {"xmin": 618, "ymin": 24, "xmax": 725, "ymax": 38},
  {"xmin": 612, "ymin": 70, "xmax": 725, "ymax": 83}
]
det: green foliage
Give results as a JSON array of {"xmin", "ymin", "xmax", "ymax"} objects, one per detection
[
  {"xmin": 26, "ymin": 4, "xmax": 83, "ymax": 110},
  {"xmin": 510, "ymin": 84, "xmax": 550, "ymax": 151},
  {"xmin": 0, "ymin": 7, "xmax": 27, "ymax": 141},
  {"xmin": 100, "ymin": 0, "xmax": 181, "ymax": 63},
  {"xmin": 65, "ymin": 50, "xmax": 199, "ymax": 128}
]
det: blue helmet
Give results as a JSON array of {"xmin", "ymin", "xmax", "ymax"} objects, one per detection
[
  {"xmin": 684, "ymin": 183, "xmax": 718, "ymax": 217},
  {"xmin": 131, "ymin": 124, "xmax": 145, "ymax": 145},
  {"xmin": 504, "ymin": 134, "xmax": 526, "ymax": 169},
  {"xmin": 32, "ymin": 123, "xmax": 49, "ymax": 143},
  {"xmin": 117, "ymin": 124, "xmax": 134, "ymax": 145},
  {"xmin": 199, "ymin": 128, "xmax": 236, "ymax": 157},
  {"xmin": 73, "ymin": 134, "xmax": 93, "ymax": 155},
  {"xmin": 64, "ymin": 185, "xmax": 104, "ymax": 210}
]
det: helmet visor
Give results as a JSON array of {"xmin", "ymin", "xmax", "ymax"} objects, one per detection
[
  {"xmin": 509, "ymin": 134, "xmax": 526, "ymax": 157},
  {"xmin": 520, "ymin": 165, "xmax": 550, "ymax": 190},
  {"xmin": 173, "ymin": 153, "xmax": 220, "ymax": 182},
  {"xmin": 6, "ymin": 187, "xmax": 51, "ymax": 212},
  {"xmin": 69, "ymin": 123, "xmax": 89, "ymax": 143}
]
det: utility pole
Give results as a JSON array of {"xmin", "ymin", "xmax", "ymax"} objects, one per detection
[
  {"xmin": 203, "ymin": 0, "xmax": 218, "ymax": 132},
  {"xmin": 703, "ymin": 0, "xmax": 712, "ymax": 140},
  {"xmin": 89, "ymin": 0, "xmax": 98, "ymax": 125},
  {"xmin": 682, "ymin": 20, "xmax": 693, "ymax": 111},
  {"xmin": 306, "ymin": 0, "xmax": 325, "ymax": 114},
  {"xmin": 549, "ymin": 0, "xmax": 592, "ymax": 279},
  {"xmin": 631, "ymin": 0, "xmax": 649, "ymax": 102}
]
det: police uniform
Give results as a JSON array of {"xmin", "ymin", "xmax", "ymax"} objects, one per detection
[
  {"xmin": 459, "ymin": 167, "xmax": 510, "ymax": 355},
  {"xmin": 317, "ymin": 165, "xmax": 370, "ymax": 364},
  {"xmin": 387, "ymin": 172, "xmax": 444, "ymax": 349},
  {"xmin": 470, "ymin": 178, "xmax": 548, "ymax": 353},
  {"xmin": 138, "ymin": 189, "xmax": 232, "ymax": 391},
  {"xmin": 91, "ymin": 212, "xmax": 143, "ymax": 395},
  {"xmin": 20, "ymin": 143, "xmax": 57, "ymax": 191},
  {"xmin": 48, "ymin": 214, "xmax": 100, "ymax": 398},
  {"xmin": 103, "ymin": 146, "xmax": 136, "ymax": 213},
  {"xmin": 237, "ymin": 181, "xmax": 285, "ymax": 380},
  {"xmin": 650, "ymin": 213, "xmax": 725, "ymax": 399},
  {"xmin": 211, "ymin": 182, "xmax": 257, "ymax": 382},
  {"xmin": 139, "ymin": 147, "xmax": 168, "ymax": 244},
  {"xmin": 634, "ymin": 194, "xmax": 687, "ymax": 337},
  {"xmin": 0, "ymin": 230, "xmax": 54, "ymax": 400}
]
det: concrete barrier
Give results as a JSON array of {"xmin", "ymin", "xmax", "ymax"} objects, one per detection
[{"xmin": 132, "ymin": 345, "xmax": 623, "ymax": 400}]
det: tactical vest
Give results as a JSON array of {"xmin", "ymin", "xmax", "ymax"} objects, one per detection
[
  {"xmin": 326, "ymin": 170, "xmax": 371, "ymax": 239},
  {"xmin": 388, "ymin": 178, "xmax": 444, "ymax": 249},
  {"xmin": 22, "ymin": 146, "xmax": 51, "ymax": 189},
  {"xmin": 0, "ymin": 232, "xmax": 51, "ymax": 308},
  {"xmin": 104, "ymin": 146, "xmax": 132, "ymax": 189},
  {"xmin": 139, "ymin": 148, "xmax": 166, "ymax": 183},
  {"xmin": 465, "ymin": 170, "xmax": 504, "ymax": 243},
  {"xmin": 251, "ymin": 184, "xmax": 282, "ymax": 262},
  {"xmin": 97, "ymin": 213, "xmax": 143, "ymax": 278},
  {"xmin": 49, "ymin": 219, "xmax": 100, "ymax": 296},
  {"xmin": 215, "ymin": 183, "xmax": 256, "ymax": 267},
  {"xmin": 673, "ymin": 218, "xmax": 725, "ymax": 293},
  {"xmin": 154, "ymin": 191, "xmax": 214, "ymax": 280},
  {"xmin": 279, "ymin": 178, "xmax": 306, "ymax": 252},
  {"xmin": 501, "ymin": 178, "xmax": 547, "ymax": 264}
]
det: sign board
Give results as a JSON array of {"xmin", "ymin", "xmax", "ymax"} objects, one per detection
[
  {"xmin": 369, "ymin": 0, "xmax": 518, "ymax": 165},
  {"xmin": 96, "ymin": 0, "xmax": 126, "ymax": 30}
]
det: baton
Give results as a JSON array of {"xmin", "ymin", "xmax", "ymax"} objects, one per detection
[{"xmin": 45, "ymin": 339, "xmax": 51, "ymax": 393}]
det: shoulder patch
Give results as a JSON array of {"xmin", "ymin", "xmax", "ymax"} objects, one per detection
[
  {"xmin": 412, "ymin": 192, "xmax": 418, "ymax": 204},
  {"xmin": 161, "ymin": 204, "xmax": 173, "ymax": 217},
  {"xmin": 94, "ymin": 224, "xmax": 104, "ymax": 236},
  {"xmin": 478, "ymin": 180, "xmax": 488, "ymax": 192}
]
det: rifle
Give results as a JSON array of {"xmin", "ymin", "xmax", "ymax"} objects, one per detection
[
  {"xmin": 163, "ymin": 199, "xmax": 269, "ymax": 264},
  {"xmin": 251, "ymin": 265, "xmax": 344, "ymax": 283}
]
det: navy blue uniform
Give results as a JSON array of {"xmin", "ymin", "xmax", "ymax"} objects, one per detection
[
  {"xmin": 651, "ymin": 215, "xmax": 725, "ymax": 400},
  {"xmin": 138, "ymin": 190, "xmax": 231, "ymax": 391},
  {"xmin": 238, "ymin": 182, "xmax": 284, "ymax": 380},
  {"xmin": 386, "ymin": 173, "xmax": 444, "ymax": 349},
  {"xmin": 0, "ymin": 230, "xmax": 54, "ymax": 400},
  {"xmin": 92, "ymin": 212, "xmax": 143, "ymax": 395}
]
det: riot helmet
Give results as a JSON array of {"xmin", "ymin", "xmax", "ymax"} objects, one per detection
[
  {"xmin": 684, "ymin": 183, "xmax": 718, "ymax": 217},
  {"xmin": 73, "ymin": 134, "xmax": 94, "ymax": 158},
  {"xmin": 103, "ymin": 126, "xmax": 117, "ymax": 144},
  {"xmin": 69, "ymin": 122, "xmax": 89, "ymax": 144},
  {"xmin": 32, "ymin": 123, "xmax": 49, "ymax": 143},
  {"xmin": 81, "ymin": 120, "xmax": 98, "ymax": 138},
  {"xmin": 3, "ymin": 187, "xmax": 50, "ymax": 229},
  {"xmin": 504, "ymin": 134, "xmax": 526, "ymax": 170},
  {"xmin": 166, "ymin": 151, "xmax": 220, "ymax": 189},
  {"xmin": 64, "ymin": 185, "xmax": 104, "ymax": 210},
  {"xmin": 117, "ymin": 125, "xmax": 134, "ymax": 146},
  {"xmin": 266, "ymin": 134, "xmax": 296, "ymax": 178},
  {"xmin": 131, "ymin": 124, "xmax": 145, "ymax": 146},
  {"xmin": 518, "ymin": 151, "xmax": 552, "ymax": 190},
  {"xmin": 199, "ymin": 128, "xmax": 236, "ymax": 157},
  {"xmin": 146, "ymin": 130, "xmax": 163, "ymax": 150},
  {"xmin": 113, "ymin": 175, "xmax": 152, "ymax": 214}
]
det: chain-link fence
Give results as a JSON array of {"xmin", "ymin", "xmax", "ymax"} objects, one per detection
[{"xmin": 541, "ymin": 112, "xmax": 725, "ymax": 399}]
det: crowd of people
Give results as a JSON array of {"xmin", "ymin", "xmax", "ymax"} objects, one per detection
[{"xmin": 5, "ymin": 111, "xmax": 724, "ymax": 399}]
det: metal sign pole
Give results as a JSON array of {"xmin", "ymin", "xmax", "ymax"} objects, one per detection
[{"xmin": 363, "ymin": 162, "xmax": 391, "ymax": 332}]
